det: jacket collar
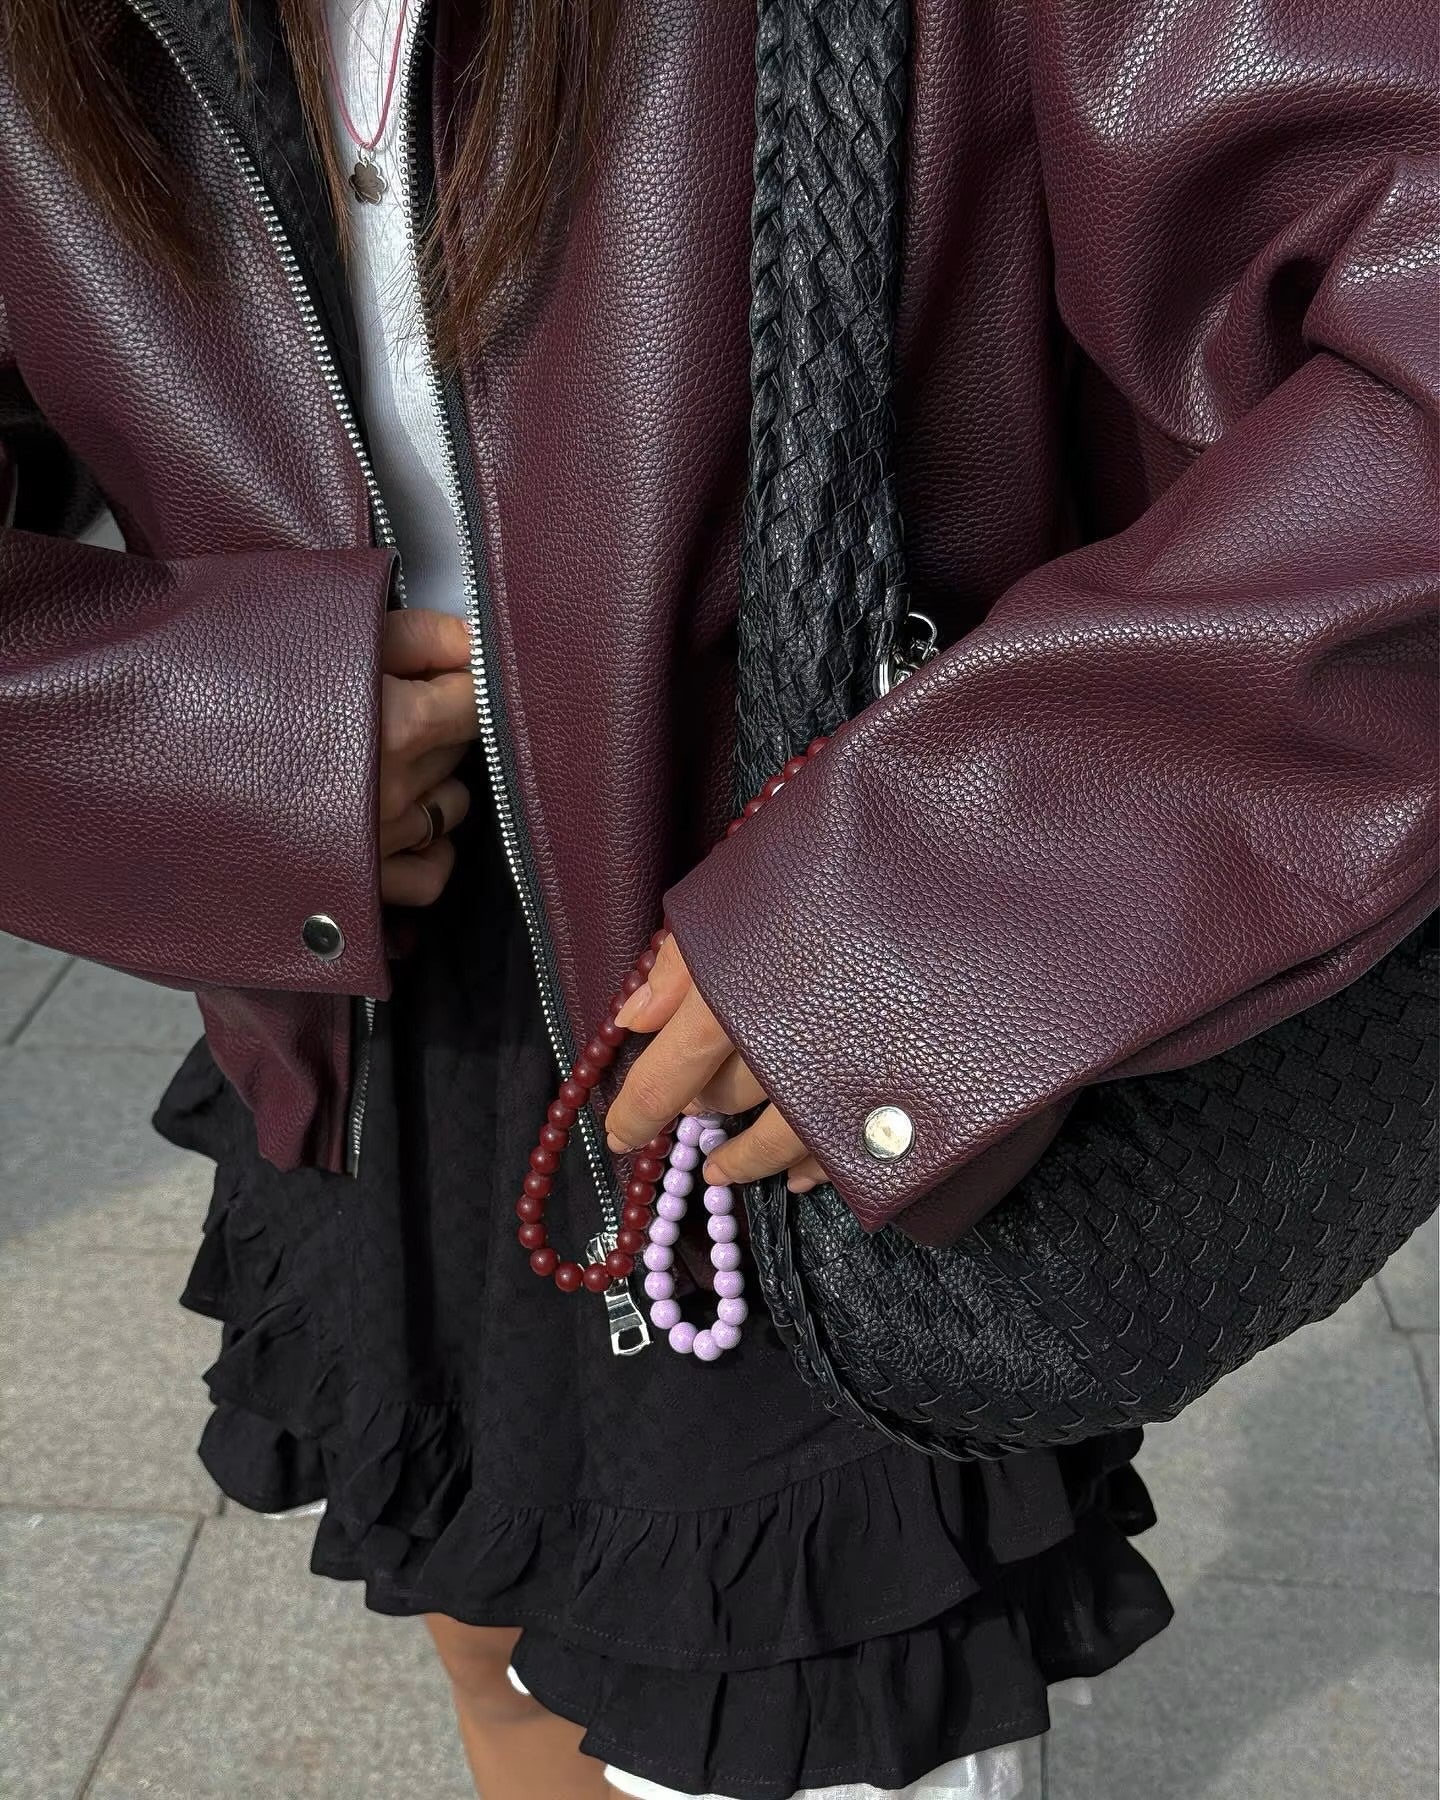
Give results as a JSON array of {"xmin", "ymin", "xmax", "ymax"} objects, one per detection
[{"xmin": 138, "ymin": 0, "xmax": 365, "ymax": 402}]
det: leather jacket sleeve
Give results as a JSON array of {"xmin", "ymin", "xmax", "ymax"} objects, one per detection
[
  {"xmin": 664, "ymin": 9, "xmax": 1439, "ymax": 1241},
  {"xmin": 0, "ymin": 325, "xmax": 396, "ymax": 997}
]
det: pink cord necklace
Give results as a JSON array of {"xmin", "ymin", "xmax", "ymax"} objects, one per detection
[{"xmin": 321, "ymin": 0, "xmax": 412, "ymax": 203}]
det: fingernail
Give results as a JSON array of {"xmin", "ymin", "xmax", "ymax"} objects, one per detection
[
  {"xmin": 606, "ymin": 1130, "xmax": 632, "ymax": 1153},
  {"xmin": 786, "ymin": 1175, "xmax": 815, "ymax": 1193},
  {"xmin": 702, "ymin": 1159, "xmax": 721, "ymax": 1183},
  {"xmin": 614, "ymin": 984, "xmax": 651, "ymax": 1028}
]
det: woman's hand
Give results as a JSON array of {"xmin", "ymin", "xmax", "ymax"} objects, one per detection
[
  {"xmin": 604, "ymin": 934, "xmax": 832, "ymax": 1193},
  {"xmin": 379, "ymin": 608, "xmax": 478, "ymax": 906}
]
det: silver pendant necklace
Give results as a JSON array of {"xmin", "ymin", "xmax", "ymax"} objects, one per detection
[
  {"xmin": 322, "ymin": 0, "xmax": 412, "ymax": 204},
  {"xmin": 348, "ymin": 156, "xmax": 387, "ymax": 204}
]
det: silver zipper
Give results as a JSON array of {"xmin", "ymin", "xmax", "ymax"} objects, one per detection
[
  {"xmin": 584, "ymin": 1231, "xmax": 651, "ymax": 1355},
  {"xmin": 347, "ymin": 995, "xmax": 377, "ymax": 1171},
  {"xmin": 128, "ymin": 0, "xmax": 628, "ymax": 1289},
  {"xmin": 119, "ymin": 1, "xmax": 403, "ymax": 568},
  {"xmin": 122, "ymin": 0, "xmax": 390, "ymax": 1176},
  {"xmin": 399, "ymin": 20, "xmax": 622, "ymax": 1245}
]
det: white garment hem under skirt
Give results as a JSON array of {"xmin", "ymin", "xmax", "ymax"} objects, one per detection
[
  {"xmin": 600, "ymin": 1744, "xmax": 1031, "ymax": 1800},
  {"xmin": 507, "ymin": 1664, "xmax": 1094, "ymax": 1800}
]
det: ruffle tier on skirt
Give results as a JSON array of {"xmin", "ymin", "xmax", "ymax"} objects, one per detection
[{"xmin": 152, "ymin": 818, "xmax": 1172, "ymax": 1800}]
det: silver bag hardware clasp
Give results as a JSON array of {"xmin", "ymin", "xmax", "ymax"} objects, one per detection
[{"xmin": 875, "ymin": 611, "xmax": 939, "ymax": 697}]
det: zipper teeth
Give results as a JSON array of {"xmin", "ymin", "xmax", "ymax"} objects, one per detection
[
  {"xmin": 124, "ymin": 0, "xmax": 389, "ymax": 1176},
  {"xmin": 348, "ymin": 995, "xmax": 377, "ymax": 1170},
  {"xmin": 400, "ymin": 32, "xmax": 617, "ymax": 1232},
  {"xmin": 122, "ymin": 0, "xmax": 402, "ymax": 580},
  {"xmin": 128, "ymin": 0, "xmax": 618, "ymax": 1230}
]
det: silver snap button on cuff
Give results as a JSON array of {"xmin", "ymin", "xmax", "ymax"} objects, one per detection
[
  {"xmin": 302, "ymin": 913, "xmax": 345, "ymax": 960},
  {"xmin": 863, "ymin": 1104, "xmax": 913, "ymax": 1161}
]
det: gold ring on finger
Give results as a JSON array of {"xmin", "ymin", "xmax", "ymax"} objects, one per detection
[{"xmin": 414, "ymin": 797, "xmax": 445, "ymax": 852}]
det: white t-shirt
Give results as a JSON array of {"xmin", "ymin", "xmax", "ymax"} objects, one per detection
[
  {"xmin": 322, "ymin": 0, "xmax": 469, "ymax": 620},
  {"xmin": 318, "ymin": 4, "xmax": 1064, "ymax": 1795}
]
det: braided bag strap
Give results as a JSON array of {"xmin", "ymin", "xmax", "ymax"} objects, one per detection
[
  {"xmin": 732, "ymin": 0, "xmax": 924, "ymax": 1440},
  {"xmin": 735, "ymin": 0, "xmax": 912, "ymax": 797},
  {"xmin": 729, "ymin": 3, "xmax": 1438, "ymax": 1461}
]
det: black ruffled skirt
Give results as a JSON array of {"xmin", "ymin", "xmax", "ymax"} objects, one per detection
[{"xmin": 153, "ymin": 784, "xmax": 1172, "ymax": 1800}]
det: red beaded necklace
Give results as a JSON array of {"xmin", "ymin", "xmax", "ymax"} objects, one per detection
[{"xmin": 514, "ymin": 734, "xmax": 832, "ymax": 1295}]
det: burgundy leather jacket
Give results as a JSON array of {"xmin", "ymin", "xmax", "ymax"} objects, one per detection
[{"xmin": 2, "ymin": 0, "xmax": 1436, "ymax": 1242}]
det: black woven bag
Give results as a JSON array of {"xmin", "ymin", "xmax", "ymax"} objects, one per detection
[{"xmin": 733, "ymin": 0, "xmax": 1440, "ymax": 1460}]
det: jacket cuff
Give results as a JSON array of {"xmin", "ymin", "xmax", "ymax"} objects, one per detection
[
  {"xmin": 662, "ymin": 734, "xmax": 1055, "ymax": 1235},
  {"xmin": 662, "ymin": 705, "xmax": 1435, "ymax": 1239},
  {"xmin": 0, "ymin": 538, "xmax": 397, "ymax": 997}
]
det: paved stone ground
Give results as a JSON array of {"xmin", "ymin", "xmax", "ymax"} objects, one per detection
[{"xmin": 1, "ymin": 940, "xmax": 1436, "ymax": 1800}]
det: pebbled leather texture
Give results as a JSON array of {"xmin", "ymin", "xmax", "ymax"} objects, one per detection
[
  {"xmin": 3, "ymin": 0, "xmax": 1438, "ymax": 1199},
  {"xmin": 0, "ymin": 531, "xmax": 394, "ymax": 991},
  {"xmin": 746, "ymin": 912, "xmax": 1438, "ymax": 1457},
  {"xmin": 0, "ymin": 20, "xmax": 393, "ymax": 1171},
  {"xmin": 665, "ymin": 6, "xmax": 1440, "ymax": 1237},
  {"xmin": 690, "ymin": 0, "xmax": 1440, "ymax": 1451}
]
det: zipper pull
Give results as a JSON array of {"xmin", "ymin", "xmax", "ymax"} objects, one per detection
[
  {"xmin": 876, "ymin": 610, "xmax": 940, "ymax": 697},
  {"xmin": 585, "ymin": 1231, "xmax": 652, "ymax": 1356}
]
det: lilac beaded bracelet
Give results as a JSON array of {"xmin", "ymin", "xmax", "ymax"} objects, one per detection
[{"xmin": 642, "ymin": 1113, "xmax": 750, "ymax": 1359}]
